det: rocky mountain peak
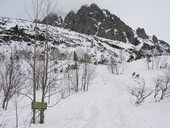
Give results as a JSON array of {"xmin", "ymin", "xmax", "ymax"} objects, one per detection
[{"xmin": 64, "ymin": 3, "xmax": 135, "ymax": 43}]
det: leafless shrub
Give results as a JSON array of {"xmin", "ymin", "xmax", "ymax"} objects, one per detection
[
  {"xmin": 160, "ymin": 57, "xmax": 168, "ymax": 69},
  {"xmin": 146, "ymin": 55, "xmax": 151, "ymax": 70},
  {"xmin": 154, "ymin": 56, "xmax": 161, "ymax": 69},
  {"xmin": 119, "ymin": 49, "xmax": 127, "ymax": 74},
  {"xmin": 64, "ymin": 64, "xmax": 80, "ymax": 94},
  {"xmin": 0, "ymin": 55, "xmax": 25, "ymax": 110},
  {"xmin": 81, "ymin": 53, "xmax": 96, "ymax": 91},
  {"xmin": 154, "ymin": 71, "xmax": 170, "ymax": 102},
  {"xmin": 131, "ymin": 79, "xmax": 153, "ymax": 105},
  {"xmin": 108, "ymin": 56, "xmax": 118, "ymax": 75},
  {"xmin": 81, "ymin": 63, "xmax": 96, "ymax": 91}
]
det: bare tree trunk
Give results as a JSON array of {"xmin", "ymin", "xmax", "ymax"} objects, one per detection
[
  {"xmin": 2, "ymin": 90, "xmax": 10, "ymax": 110},
  {"xmin": 32, "ymin": 26, "xmax": 37, "ymax": 125},
  {"xmin": 2, "ymin": 97, "xmax": 7, "ymax": 110},
  {"xmin": 15, "ymin": 95, "xmax": 19, "ymax": 128},
  {"xmin": 40, "ymin": 2, "xmax": 50, "ymax": 122},
  {"xmin": 5, "ymin": 98, "xmax": 9, "ymax": 110},
  {"xmin": 147, "ymin": 62, "xmax": 149, "ymax": 70},
  {"xmin": 39, "ymin": 91, "xmax": 45, "ymax": 124},
  {"xmin": 86, "ymin": 81, "xmax": 89, "ymax": 91},
  {"xmin": 39, "ymin": 110, "xmax": 45, "ymax": 124},
  {"xmin": 81, "ymin": 76, "xmax": 84, "ymax": 90},
  {"xmin": 75, "ymin": 62, "xmax": 79, "ymax": 92},
  {"xmin": 32, "ymin": 0, "xmax": 40, "ymax": 122},
  {"xmin": 26, "ymin": 0, "xmax": 46, "ymax": 124},
  {"xmin": 83, "ymin": 63, "xmax": 87, "ymax": 91}
]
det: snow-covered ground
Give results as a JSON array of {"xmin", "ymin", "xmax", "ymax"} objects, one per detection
[{"xmin": 1, "ymin": 56, "xmax": 170, "ymax": 128}]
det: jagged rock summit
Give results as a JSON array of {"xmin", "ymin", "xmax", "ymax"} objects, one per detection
[
  {"xmin": 63, "ymin": 3, "xmax": 169, "ymax": 49},
  {"xmin": 64, "ymin": 3, "xmax": 135, "ymax": 43}
]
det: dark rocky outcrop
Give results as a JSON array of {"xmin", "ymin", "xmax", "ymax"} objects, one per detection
[
  {"xmin": 64, "ymin": 11, "xmax": 76, "ymax": 30},
  {"xmin": 152, "ymin": 35, "xmax": 158, "ymax": 44},
  {"xmin": 64, "ymin": 3, "xmax": 135, "ymax": 43},
  {"xmin": 133, "ymin": 38, "xmax": 141, "ymax": 46},
  {"xmin": 141, "ymin": 43, "xmax": 152, "ymax": 50},
  {"xmin": 159, "ymin": 40, "xmax": 170, "ymax": 47},
  {"xmin": 42, "ymin": 13, "xmax": 63, "ymax": 27},
  {"xmin": 136, "ymin": 28, "xmax": 149, "ymax": 39}
]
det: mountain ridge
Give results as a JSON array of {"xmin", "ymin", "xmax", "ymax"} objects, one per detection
[
  {"xmin": 41, "ymin": 3, "xmax": 169, "ymax": 47},
  {"xmin": 0, "ymin": 16, "xmax": 170, "ymax": 64}
]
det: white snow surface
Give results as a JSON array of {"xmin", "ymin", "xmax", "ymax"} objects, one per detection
[{"xmin": 1, "ymin": 56, "xmax": 170, "ymax": 128}]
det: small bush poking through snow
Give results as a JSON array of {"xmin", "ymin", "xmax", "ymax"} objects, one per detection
[
  {"xmin": 131, "ymin": 79, "xmax": 153, "ymax": 106},
  {"xmin": 154, "ymin": 69, "xmax": 170, "ymax": 102}
]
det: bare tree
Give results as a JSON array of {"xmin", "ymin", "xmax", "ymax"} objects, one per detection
[
  {"xmin": 26, "ymin": 0, "xmax": 45, "ymax": 123},
  {"xmin": 154, "ymin": 56, "xmax": 161, "ymax": 69},
  {"xmin": 0, "ymin": 75, "xmax": 3, "ymax": 94},
  {"xmin": 131, "ymin": 79, "xmax": 153, "ymax": 105},
  {"xmin": 160, "ymin": 57, "xmax": 168, "ymax": 69},
  {"xmin": 73, "ymin": 52, "xmax": 79, "ymax": 92},
  {"xmin": 13, "ymin": 94, "xmax": 19, "ymax": 128},
  {"xmin": 38, "ymin": 0, "xmax": 58, "ymax": 124},
  {"xmin": 64, "ymin": 64, "xmax": 79, "ymax": 96},
  {"xmin": 146, "ymin": 55, "xmax": 151, "ymax": 70},
  {"xmin": 81, "ymin": 53, "xmax": 96, "ymax": 91},
  {"xmin": 119, "ymin": 49, "xmax": 127, "ymax": 74},
  {"xmin": 0, "ymin": 54, "xmax": 25, "ymax": 110},
  {"xmin": 151, "ymin": 48, "xmax": 155, "ymax": 70},
  {"xmin": 108, "ymin": 56, "xmax": 118, "ymax": 75}
]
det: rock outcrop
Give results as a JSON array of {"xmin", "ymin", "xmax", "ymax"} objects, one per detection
[
  {"xmin": 42, "ymin": 13, "xmax": 63, "ymax": 27},
  {"xmin": 136, "ymin": 28, "xmax": 149, "ymax": 39}
]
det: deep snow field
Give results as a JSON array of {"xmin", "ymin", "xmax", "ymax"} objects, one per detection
[{"xmin": 1, "ymin": 56, "xmax": 170, "ymax": 128}]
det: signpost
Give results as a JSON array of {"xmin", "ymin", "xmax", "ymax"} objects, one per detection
[{"xmin": 32, "ymin": 102, "xmax": 47, "ymax": 110}]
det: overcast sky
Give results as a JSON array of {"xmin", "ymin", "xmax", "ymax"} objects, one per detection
[{"xmin": 0, "ymin": 0, "xmax": 170, "ymax": 43}]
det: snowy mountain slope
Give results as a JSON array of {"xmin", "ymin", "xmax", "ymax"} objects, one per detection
[
  {"xmin": 1, "ymin": 56, "xmax": 170, "ymax": 128},
  {"xmin": 0, "ymin": 17, "xmax": 170, "ymax": 63}
]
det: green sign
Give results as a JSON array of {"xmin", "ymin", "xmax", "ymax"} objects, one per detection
[{"xmin": 32, "ymin": 102, "xmax": 47, "ymax": 110}]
